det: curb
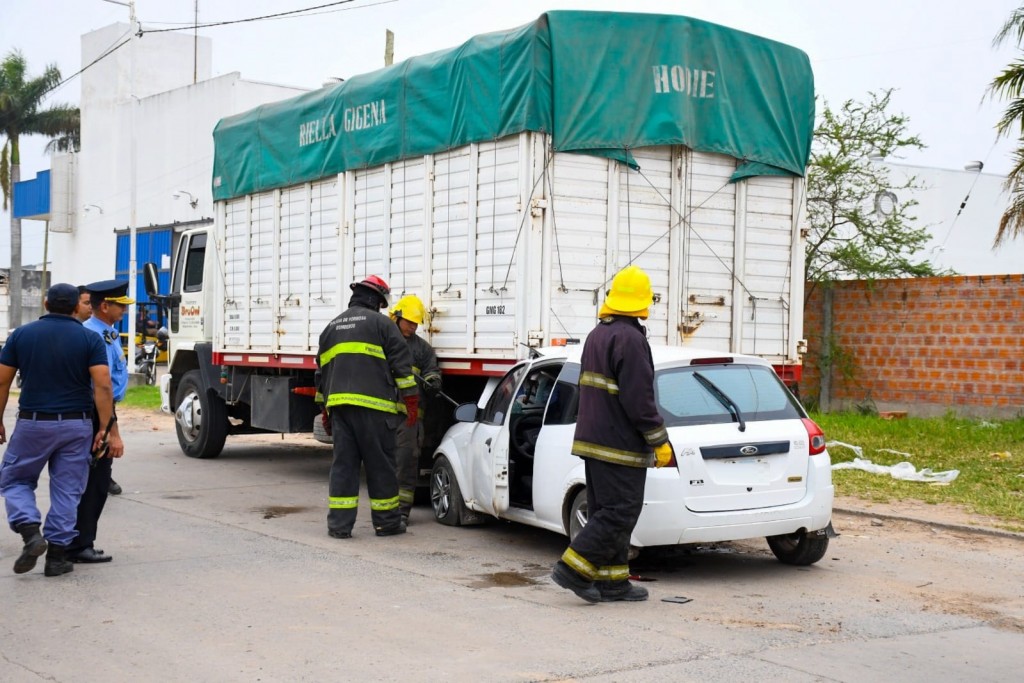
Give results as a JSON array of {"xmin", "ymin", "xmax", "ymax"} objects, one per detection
[{"xmin": 834, "ymin": 506, "xmax": 1024, "ymax": 541}]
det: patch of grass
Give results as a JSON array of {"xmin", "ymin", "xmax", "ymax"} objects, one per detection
[
  {"xmin": 812, "ymin": 412, "xmax": 1024, "ymax": 527},
  {"xmin": 121, "ymin": 385, "xmax": 162, "ymax": 411}
]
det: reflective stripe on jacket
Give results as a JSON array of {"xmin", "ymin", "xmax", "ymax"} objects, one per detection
[
  {"xmin": 571, "ymin": 316, "xmax": 667, "ymax": 468},
  {"xmin": 317, "ymin": 302, "xmax": 416, "ymax": 414}
]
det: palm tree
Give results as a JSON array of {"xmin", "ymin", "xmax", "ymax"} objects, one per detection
[
  {"xmin": 0, "ymin": 49, "xmax": 80, "ymax": 327},
  {"xmin": 990, "ymin": 6, "xmax": 1024, "ymax": 246}
]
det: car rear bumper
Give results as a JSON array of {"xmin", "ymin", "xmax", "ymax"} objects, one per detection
[{"xmin": 630, "ymin": 484, "xmax": 834, "ymax": 547}]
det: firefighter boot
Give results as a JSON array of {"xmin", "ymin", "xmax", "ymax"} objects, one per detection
[
  {"xmin": 44, "ymin": 545, "xmax": 74, "ymax": 577},
  {"xmin": 551, "ymin": 560, "xmax": 600, "ymax": 603},
  {"xmin": 13, "ymin": 523, "xmax": 47, "ymax": 574},
  {"xmin": 597, "ymin": 580, "xmax": 649, "ymax": 602},
  {"xmin": 375, "ymin": 519, "xmax": 407, "ymax": 537}
]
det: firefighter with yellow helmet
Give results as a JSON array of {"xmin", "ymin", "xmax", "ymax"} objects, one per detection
[
  {"xmin": 389, "ymin": 294, "xmax": 441, "ymax": 523},
  {"xmin": 551, "ymin": 265, "xmax": 674, "ymax": 603}
]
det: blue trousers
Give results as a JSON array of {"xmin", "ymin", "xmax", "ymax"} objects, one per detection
[{"xmin": 1, "ymin": 417, "xmax": 92, "ymax": 546}]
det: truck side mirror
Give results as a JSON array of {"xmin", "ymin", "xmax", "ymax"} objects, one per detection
[{"xmin": 143, "ymin": 262, "xmax": 160, "ymax": 299}]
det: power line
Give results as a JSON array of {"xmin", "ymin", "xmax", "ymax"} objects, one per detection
[
  {"xmin": 142, "ymin": 0, "xmax": 376, "ymax": 33},
  {"xmin": 144, "ymin": 0, "xmax": 396, "ymax": 27},
  {"xmin": 43, "ymin": 31, "xmax": 133, "ymax": 99}
]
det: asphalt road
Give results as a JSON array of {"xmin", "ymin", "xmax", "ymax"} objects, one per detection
[{"xmin": 2, "ymin": 406, "xmax": 1023, "ymax": 682}]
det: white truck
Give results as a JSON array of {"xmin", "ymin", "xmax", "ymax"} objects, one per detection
[{"xmin": 146, "ymin": 10, "xmax": 815, "ymax": 461}]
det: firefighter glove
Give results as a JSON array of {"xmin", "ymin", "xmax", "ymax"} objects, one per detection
[
  {"xmin": 321, "ymin": 408, "xmax": 332, "ymax": 437},
  {"xmin": 654, "ymin": 441, "xmax": 675, "ymax": 468},
  {"xmin": 403, "ymin": 394, "xmax": 419, "ymax": 427}
]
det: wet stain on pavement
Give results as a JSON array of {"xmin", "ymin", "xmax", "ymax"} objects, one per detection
[
  {"xmin": 162, "ymin": 495, "xmax": 194, "ymax": 500},
  {"xmin": 258, "ymin": 505, "xmax": 310, "ymax": 519},
  {"xmin": 468, "ymin": 571, "xmax": 541, "ymax": 589}
]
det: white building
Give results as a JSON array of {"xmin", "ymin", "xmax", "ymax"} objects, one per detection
[
  {"xmin": 48, "ymin": 23, "xmax": 307, "ymax": 286},
  {"xmin": 885, "ymin": 162, "xmax": 1023, "ymax": 276}
]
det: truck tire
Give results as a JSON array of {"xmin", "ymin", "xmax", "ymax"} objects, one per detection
[{"xmin": 174, "ymin": 370, "xmax": 228, "ymax": 459}]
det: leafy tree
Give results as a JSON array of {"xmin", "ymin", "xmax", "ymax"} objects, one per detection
[
  {"xmin": 805, "ymin": 89, "xmax": 938, "ymax": 299},
  {"xmin": 989, "ymin": 5, "xmax": 1024, "ymax": 246},
  {"xmin": 0, "ymin": 49, "xmax": 80, "ymax": 327}
]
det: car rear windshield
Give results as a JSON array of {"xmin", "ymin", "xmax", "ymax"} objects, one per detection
[{"xmin": 655, "ymin": 363, "xmax": 804, "ymax": 427}]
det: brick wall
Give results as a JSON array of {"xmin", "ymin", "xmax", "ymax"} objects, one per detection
[{"xmin": 799, "ymin": 274, "xmax": 1024, "ymax": 418}]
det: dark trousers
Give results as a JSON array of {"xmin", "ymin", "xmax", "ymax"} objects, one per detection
[
  {"xmin": 328, "ymin": 406, "xmax": 402, "ymax": 535},
  {"xmin": 395, "ymin": 419, "xmax": 421, "ymax": 515},
  {"xmin": 68, "ymin": 410, "xmax": 111, "ymax": 553},
  {"xmin": 568, "ymin": 458, "xmax": 647, "ymax": 578}
]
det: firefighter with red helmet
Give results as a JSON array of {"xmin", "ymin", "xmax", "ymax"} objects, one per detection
[
  {"xmin": 551, "ymin": 265, "xmax": 675, "ymax": 602},
  {"xmin": 317, "ymin": 275, "xmax": 417, "ymax": 538},
  {"xmin": 389, "ymin": 295, "xmax": 441, "ymax": 523}
]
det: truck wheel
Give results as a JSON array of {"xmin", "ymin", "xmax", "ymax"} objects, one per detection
[
  {"xmin": 566, "ymin": 488, "xmax": 588, "ymax": 542},
  {"xmin": 767, "ymin": 530, "xmax": 829, "ymax": 566},
  {"xmin": 430, "ymin": 456, "xmax": 467, "ymax": 526},
  {"xmin": 174, "ymin": 370, "xmax": 228, "ymax": 459}
]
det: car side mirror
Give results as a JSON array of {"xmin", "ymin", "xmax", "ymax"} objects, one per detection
[{"xmin": 454, "ymin": 403, "xmax": 479, "ymax": 423}]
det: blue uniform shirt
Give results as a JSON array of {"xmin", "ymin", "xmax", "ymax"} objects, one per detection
[
  {"xmin": 84, "ymin": 316, "xmax": 128, "ymax": 402},
  {"xmin": 0, "ymin": 314, "xmax": 107, "ymax": 412}
]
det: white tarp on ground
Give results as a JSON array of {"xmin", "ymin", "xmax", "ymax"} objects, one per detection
[{"xmin": 827, "ymin": 441, "xmax": 960, "ymax": 483}]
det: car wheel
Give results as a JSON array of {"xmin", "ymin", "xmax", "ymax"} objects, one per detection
[
  {"xmin": 174, "ymin": 370, "xmax": 228, "ymax": 459},
  {"xmin": 767, "ymin": 530, "xmax": 829, "ymax": 566},
  {"xmin": 430, "ymin": 456, "xmax": 466, "ymax": 526},
  {"xmin": 566, "ymin": 488, "xmax": 588, "ymax": 542}
]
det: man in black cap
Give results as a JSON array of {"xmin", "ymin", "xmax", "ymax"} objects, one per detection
[
  {"xmin": 0, "ymin": 283, "xmax": 115, "ymax": 576},
  {"xmin": 66, "ymin": 280, "xmax": 133, "ymax": 564},
  {"xmin": 75, "ymin": 285, "xmax": 123, "ymax": 495}
]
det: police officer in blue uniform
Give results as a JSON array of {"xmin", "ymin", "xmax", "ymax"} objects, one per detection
[
  {"xmin": 66, "ymin": 280, "xmax": 132, "ymax": 564},
  {"xmin": 0, "ymin": 283, "xmax": 115, "ymax": 577}
]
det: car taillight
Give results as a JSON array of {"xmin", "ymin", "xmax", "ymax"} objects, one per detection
[{"xmin": 801, "ymin": 418, "xmax": 826, "ymax": 455}]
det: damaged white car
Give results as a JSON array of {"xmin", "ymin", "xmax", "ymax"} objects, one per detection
[{"xmin": 429, "ymin": 346, "xmax": 835, "ymax": 565}]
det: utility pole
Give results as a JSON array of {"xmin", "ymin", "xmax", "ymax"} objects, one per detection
[{"xmin": 102, "ymin": 0, "xmax": 138, "ymax": 371}]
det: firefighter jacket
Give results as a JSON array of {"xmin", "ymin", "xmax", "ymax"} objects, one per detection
[
  {"xmin": 407, "ymin": 333, "xmax": 441, "ymax": 403},
  {"xmin": 571, "ymin": 315, "xmax": 668, "ymax": 467},
  {"xmin": 317, "ymin": 301, "xmax": 417, "ymax": 414}
]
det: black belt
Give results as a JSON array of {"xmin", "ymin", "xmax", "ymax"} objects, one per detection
[{"xmin": 17, "ymin": 411, "xmax": 92, "ymax": 421}]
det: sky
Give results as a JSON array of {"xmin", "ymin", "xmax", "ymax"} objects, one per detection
[{"xmin": 1, "ymin": 0, "xmax": 1021, "ymax": 267}]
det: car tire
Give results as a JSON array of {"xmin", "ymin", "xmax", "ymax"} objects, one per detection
[
  {"xmin": 766, "ymin": 530, "xmax": 829, "ymax": 566},
  {"xmin": 566, "ymin": 488, "xmax": 588, "ymax": 542},
  {"xmin": 430, "ymin": 456, "xmax": 467, "ymax": 526},
  {"xmin": 174, "ymin": 370, "xmax": 228, "ymax": 459}
]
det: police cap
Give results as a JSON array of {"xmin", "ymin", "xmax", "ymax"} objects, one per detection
[{"xmin": 85, "ymin": 279, "xmax": 136, "ymax": 305}]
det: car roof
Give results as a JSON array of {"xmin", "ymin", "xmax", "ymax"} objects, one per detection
[{"xmin": 531, "ymin": 344, "xmax": 774, "ymax": 369}]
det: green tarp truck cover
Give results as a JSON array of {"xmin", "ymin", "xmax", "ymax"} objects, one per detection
[{"xmin": 212, "ymin": 10, "xmax": 814, "ymax": 201}]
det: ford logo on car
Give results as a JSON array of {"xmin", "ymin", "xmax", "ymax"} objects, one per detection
[{"xmin": 740, "ymin": 445, "xmax": 759, "ymax": 456}]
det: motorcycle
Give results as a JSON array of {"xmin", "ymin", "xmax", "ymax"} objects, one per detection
[{"xmin": 135, "ymin": 326, "xmax": 168, "ymax": 386}]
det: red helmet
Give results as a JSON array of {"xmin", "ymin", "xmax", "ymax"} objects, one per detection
[{"xmin": 350, "ymin": 275, "xmax": 391, "ymax": 308}]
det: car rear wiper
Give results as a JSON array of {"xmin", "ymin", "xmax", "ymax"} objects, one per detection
[{"xmin": 692, "ymin": 372, "xmax": 746, "ymax": 432}]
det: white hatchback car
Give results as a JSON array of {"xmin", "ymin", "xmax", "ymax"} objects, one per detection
[{"xmin": 429, "ymin": 346, "xmax": 835, "ymax": 565}]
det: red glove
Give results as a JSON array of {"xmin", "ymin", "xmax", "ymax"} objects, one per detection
[
  {"xmin": 321, "ymin": 408, "xmax": 332, "ymax": 436},
  {"xmin": 403, "ymin": 394, "xmax": 419, "ymax": 427}
]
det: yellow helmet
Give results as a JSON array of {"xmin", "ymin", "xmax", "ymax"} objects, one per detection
[
  {"xmin": 604, "ymin": 265, "xmax": 653, "ymax": 313},
  {"xmin": 390, "ymin": 295, "xmax": 426, "ymax": 325}
]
